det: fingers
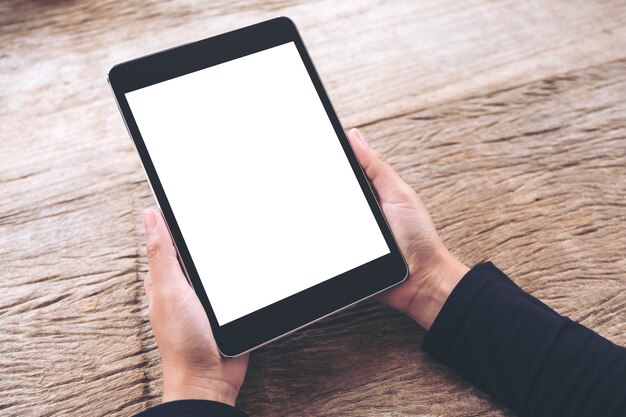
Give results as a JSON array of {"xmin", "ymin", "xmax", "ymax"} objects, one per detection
[
  {"xmin": 141, "ymin": 208, "xmax": 187, "ymax": 293},
  {"xmin": 347, "ymin": 128, "xmax": 413, "ymax": 202}
]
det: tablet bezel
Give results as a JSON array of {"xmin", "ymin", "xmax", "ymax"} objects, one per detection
[{"xmin": 108, "ymin": 17, "xmax": 408, "ymax": 357}]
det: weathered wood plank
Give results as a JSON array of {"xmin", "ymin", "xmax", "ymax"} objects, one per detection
[
  {"xmin": 2, "ymin": 1, "xmax": 626, "ymax": 128},
  {"xmin": 0, "ymin": 0, "xmax": 625, "ymax": 416}
]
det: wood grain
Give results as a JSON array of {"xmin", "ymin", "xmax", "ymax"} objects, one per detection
[{"xmin": 1, "ymin": 1, "xmax": 625, "ymax": 416}]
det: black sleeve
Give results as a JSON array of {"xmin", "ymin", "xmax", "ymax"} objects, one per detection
[
  {"xmin": 134, "ymin": 400, "xmax": 249, "ymax": 417},
  {"xmin": 422, "ymin": 262, "xmax": 626, "ymax": 417}
]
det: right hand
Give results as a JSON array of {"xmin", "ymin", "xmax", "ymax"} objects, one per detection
[{"xmin": 347, "ymin": 128, "xmax": 469, "ymax": 329}]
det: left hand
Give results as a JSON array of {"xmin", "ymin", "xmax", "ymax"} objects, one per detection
[{"xmin": 141, "ymin": 208, "xmax": 249, "ymax": 406}]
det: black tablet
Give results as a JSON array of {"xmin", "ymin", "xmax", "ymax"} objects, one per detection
[{"xmin": 108, "ymin": 17, "xmax": 408, "ymax": 357}]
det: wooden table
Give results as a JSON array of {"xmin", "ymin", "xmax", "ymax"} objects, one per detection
[{"xmin": 1, "ymin": 1, "xmax": 625, "ymax": 415}]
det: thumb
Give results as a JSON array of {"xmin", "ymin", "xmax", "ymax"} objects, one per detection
[
  {"xmin": 347, "ymin": 128, "xmax": 410, "ymax": 202},
  {"xmin": 141, "ymin": 208, "xmax": 187, "ymax": 292}
]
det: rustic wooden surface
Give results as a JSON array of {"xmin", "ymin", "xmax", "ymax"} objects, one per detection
[{"xmin": 1, "ymin": 1, "xmax": 625, "ymax": 416}]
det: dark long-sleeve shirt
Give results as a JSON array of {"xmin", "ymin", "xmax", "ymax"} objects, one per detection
[{"xmin": 136, "ymin": 262, "xmax": 626, "ymax": 417}]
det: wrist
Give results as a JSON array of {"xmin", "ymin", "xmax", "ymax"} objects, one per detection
[
  {"xmin": 407, "ymin": 248, "xmax": 469, "ymax": 330},
  {"xmin": 162, "ymin": 365, "xmax": 240, "ymax": 407}
]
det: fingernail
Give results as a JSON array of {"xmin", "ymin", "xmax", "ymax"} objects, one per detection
[
  {"xmin": 352, "ymin": 128, "xmax": 368, "ymax": 147},
  {"xmin": 141, "ymin": 210, "xmax": 157, "ymax": 234}
]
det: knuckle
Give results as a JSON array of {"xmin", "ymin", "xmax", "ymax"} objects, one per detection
[
  {"xmin": 146, "ymin": 238, "xmax": 162, "ymax": 263},
  {"xmin": 145, "ymin": 238, "xmax": 176, "ymax": 266}
]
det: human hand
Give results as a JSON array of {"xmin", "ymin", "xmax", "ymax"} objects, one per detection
[
  {"xmin": 141, "ymin": 208, "xmax": 248, "ymax": 406},
  {"xmin": 347, "ymin": 129, "xmax": 469, "ymax": 330}
]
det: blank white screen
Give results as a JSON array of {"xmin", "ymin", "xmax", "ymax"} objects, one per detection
[{"xmin": 126, "ymin": 42, "xmax": 389, "ymax": 325}]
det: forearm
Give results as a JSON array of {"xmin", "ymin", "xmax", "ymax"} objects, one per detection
[{"xmin": 420, "ymin": 262, "xmax": 626, "ymax": 417}]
